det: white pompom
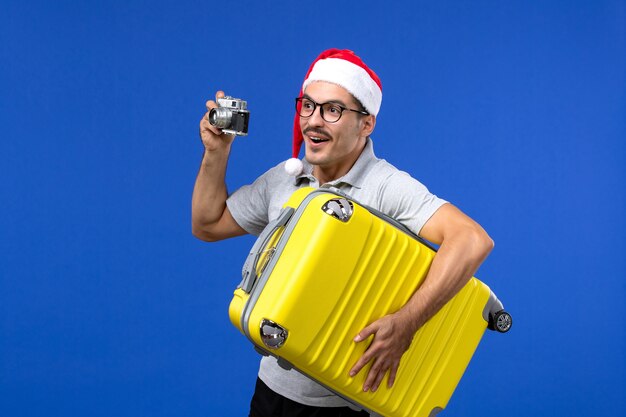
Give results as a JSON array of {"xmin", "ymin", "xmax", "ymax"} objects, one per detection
[{"xmin": 284, "ymin": 158, "xmax": 304, "ymax": 176}]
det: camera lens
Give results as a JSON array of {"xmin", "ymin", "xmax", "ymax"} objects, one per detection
[{"xmin": 208, "ymin": 107, "xmax": 233, "ymax": 129}]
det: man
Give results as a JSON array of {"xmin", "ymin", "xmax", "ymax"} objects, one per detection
[{"xmin": 192, "ymin": 49, "xmax": 494, "ymax": 417}]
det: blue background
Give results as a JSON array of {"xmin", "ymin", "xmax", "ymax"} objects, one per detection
[{"xmin": 1, "ymin": 1, "xmax": 624, "ymax": 416}]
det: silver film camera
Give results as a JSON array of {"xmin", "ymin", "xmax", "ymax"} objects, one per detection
[{"xmin": 208, "ymin": 96, "xmax": 250, "ymax": 136}]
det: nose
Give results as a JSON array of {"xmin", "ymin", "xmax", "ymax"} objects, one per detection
[{"xmin": 306, "ymin": 105, "xmax": 325, "ymax": 127}]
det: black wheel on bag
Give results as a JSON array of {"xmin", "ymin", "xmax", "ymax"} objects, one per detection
[{"xmin": 491, "ymin": 310, "xmax": 512, "ymax": 333}]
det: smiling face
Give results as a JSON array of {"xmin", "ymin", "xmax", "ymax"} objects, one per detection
[{"xmin": 299, "ymin": 81, "xmax": 376, "ymax": 183}]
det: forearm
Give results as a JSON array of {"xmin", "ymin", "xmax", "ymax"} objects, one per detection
[
  {"xmin": 191, "ymin": 146, "xmax": 231, "ymax": 234},
  {"xmin": 398, "ymin": 227, "xmax": 494, "ymax": 333}
]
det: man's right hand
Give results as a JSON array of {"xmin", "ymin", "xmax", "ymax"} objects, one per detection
[
  {"xmin": 192, "ymin": 90, "xmax": 247, "ymax": 242},
  {"xmin": 200, "ymin": 90, "xmax": 236, "ymax": 152}
]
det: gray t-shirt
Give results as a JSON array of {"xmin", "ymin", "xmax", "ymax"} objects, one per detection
[{"xmin": 226, "ymin": 138, "xmax": 447, "ymax": 408}]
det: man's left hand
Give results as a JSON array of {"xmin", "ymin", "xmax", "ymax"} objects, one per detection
[{"xmin": 349, "ymin": 311, "xmax": 416, "ymax": 392}]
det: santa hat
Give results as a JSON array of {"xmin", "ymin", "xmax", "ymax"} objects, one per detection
[{"xmin": 284, "ymin": 49, "xmax": 383, "ymax": 176}]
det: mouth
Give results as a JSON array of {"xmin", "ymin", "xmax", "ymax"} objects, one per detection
[
  {"xmin": 309, "ymin": 136, "xmax": 330, "ymax": 144},
  {"xmin": 304, "ymin": 129, "xmax": 332, "ymax": 145}
]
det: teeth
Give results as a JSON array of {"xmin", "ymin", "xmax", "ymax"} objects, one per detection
[{"xmin": 310, "ymin": 136, "xmax": 328, "ymax": 143}]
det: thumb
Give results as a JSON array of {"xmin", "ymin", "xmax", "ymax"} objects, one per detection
[{"xmin": 354, "ymin": 322, "xmax": 378, "ymax": 343}]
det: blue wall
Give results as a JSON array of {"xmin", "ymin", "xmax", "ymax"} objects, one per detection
[{"xmin": 1, "ymin": 1, "xmax": 624, "ymax": 416}]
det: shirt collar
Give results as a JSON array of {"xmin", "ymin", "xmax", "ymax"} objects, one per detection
[{"xmin": 293, "ymin": 137, "xmax": 379, "ymax": 188}]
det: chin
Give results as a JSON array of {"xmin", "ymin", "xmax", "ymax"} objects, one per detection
[{"xmin": 304, "ymin": 155, "xmax": 322, "ymax": 166}]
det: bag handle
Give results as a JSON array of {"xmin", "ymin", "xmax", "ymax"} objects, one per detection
[{"xmin": 239, "ymin": 207, "xmax": 295, "ymax": 293}]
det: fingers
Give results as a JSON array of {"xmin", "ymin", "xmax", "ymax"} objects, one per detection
[
  {"xmin": 349, "ymin": 316, "xmax": 404, "ymax": 392},
  {"xmin": 354, "ymin": 322, "xmax": 377, "ymax": 343},
  {"xmin": 361, "ymin": 358, "xmax": 399, "ymax": 392},
  {"xmin": 205, "ymin": 91, "xmax": 225, "ymax": 110},
  {"xmin": 349, "ymin": 323, "xmax": 378, "ymax": 377},
  {"xmin": 349, "ymin": 347, "xmax": 374, "ymax": 378},
  {"xmin": 202, "ymin": 90, "xmax": 227, "ymax": 137},
  {"xmin": 367, "ymin": 359, "xmax": 388, "ymax": 392},
  {"xmin": 205, "ymin": 90, "xmax": 225, "ymax": 112},
  {"xmin": 200, "ymin": 112, "xmax": 222, "ymax": 137},
  {"xmin": 387, "ymin": 362, "xmax": 399, "ymax": 388}
]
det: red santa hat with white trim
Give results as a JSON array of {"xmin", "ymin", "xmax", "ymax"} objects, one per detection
[{"xmin": 284, "ymin": 48, "xmax": 383, "ymax": 176}]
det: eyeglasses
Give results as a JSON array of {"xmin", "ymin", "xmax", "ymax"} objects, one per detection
[{"xmin": 295, "ymin": 97, "xmax": 369, "ymax": 123}]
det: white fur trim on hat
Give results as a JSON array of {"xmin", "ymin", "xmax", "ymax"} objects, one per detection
[
  {"xmin": 302, "ymin": 58, "xmax": 382, "ymax": 116},
  {"xmin": 284, "ymin": 158, "xmax": 303, "ymax": 176}
]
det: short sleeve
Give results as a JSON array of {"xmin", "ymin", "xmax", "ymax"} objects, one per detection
[
  {"xmin": 375, "ymin": 170, "xmax": 447, "ymax": 236},
  {"xmin": 226, "ymin": 173, "xmax": 271, "ymax": 236}
]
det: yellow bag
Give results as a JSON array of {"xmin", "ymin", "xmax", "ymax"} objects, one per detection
[{"xmin": 229, "ymin": 187, "xmax": 511, "ymax": 417}]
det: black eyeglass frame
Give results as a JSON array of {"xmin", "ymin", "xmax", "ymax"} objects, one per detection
[{"xmin": 295, "ymin": 97, "xmax": 369, "ymax": 123}]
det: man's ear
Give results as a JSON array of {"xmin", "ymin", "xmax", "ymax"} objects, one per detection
[{"xmin": 361, "ymin": 115, "xmax": 376, "ymax": 138}]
